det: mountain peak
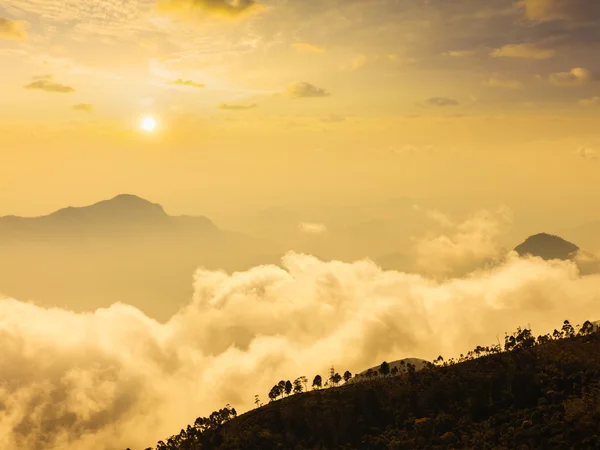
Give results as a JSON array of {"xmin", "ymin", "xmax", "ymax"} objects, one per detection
[
  {"xmin": 50, "ymin": 194, "xmax": 167, "ymax": 221},
  {"xmin": 514, "ymin": 233, "xmax": 579, "ymax": 261}
]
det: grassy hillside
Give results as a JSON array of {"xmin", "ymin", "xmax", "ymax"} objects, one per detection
[{"xmin": 138, "ymin": 320, "xmax": 600, "ymax": 449}]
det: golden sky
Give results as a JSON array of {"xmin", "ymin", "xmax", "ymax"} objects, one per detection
[{"xmin": 1, "ymin": 0, "xmax": 600, "ymax": 222}]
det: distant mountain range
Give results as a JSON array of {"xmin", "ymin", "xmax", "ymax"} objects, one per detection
[
  {"xmin": 0, "ymin": 194, "xmax": 282, "ymax": 320},
  {"xmin": 1, "ymin": 197, "xmax": 599, "ymax": 321}
]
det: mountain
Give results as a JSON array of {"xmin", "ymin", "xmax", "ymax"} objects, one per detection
[
  {"xmin": 514, "ymin": 233, "xmax": 580, "ymax": 260},
  {"xmin": 145, "ymin": 321, "xmax": 600, "ymax": 450},
  {"xmin": 0, "ymin": 194, "xmax": 217, "ymax": 238},
  {"xmin": 514, "ymin": 233, "xmax": 600, "ymax": 275},
  {"xmin": 0, "ymin": 195, "xmax": 282, "ymax": 320}
]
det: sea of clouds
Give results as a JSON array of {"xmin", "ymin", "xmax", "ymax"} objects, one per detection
[{"xmin": 1, "ymin": 208, "xmax": 600, "ymax": 449}]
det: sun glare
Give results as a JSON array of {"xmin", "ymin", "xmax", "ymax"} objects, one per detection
[{"xmin": 141, "ymin": 116, "xmax": 157, "ymax": 132}]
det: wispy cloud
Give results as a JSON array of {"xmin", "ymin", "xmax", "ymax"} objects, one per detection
[
  {"xmin": 24, "ymin": 75, "xmax": 75, "ymax": 94},
  {"xmin": 444, "ymin": 50, "xmax": 475, "ymax": 57},
  {"xmin": 286, "ymin": 82, "xmax": 330, "ymax": 99},
  {"xmin": 298, "ymin": 222, "xmax": 328, "ymax": 234},
  {"xmin": 218, "ymin": 103, "xmax": 257, "ymax": 110},
  {"xmin": 423, "ymin": 97, "xmax": 459, "ymax": 107},
  {"xmin": 72, "ymin": 103, "xmax": 94, "ymax": 113},
  {"xmin": 291, "ymin": 43, "xmax": 325, "ymax": 54},
  {"xmin": 157, "ymin": 0, "xmax": 264, "ymax": 19},
  {"xmin": 548, "ymin": 68, "xmax": 597, "ymax": 86},
  {"xmin": 0, "ymin": 18, "xmax": 28, "ymax": 40},
  {"xmin": 491, "ymin": 43, "xmax": 556, "ymax": 60},
  {"xmin": 579, "ymin": 96, "xmax": 600, "ymax": 106},
  {"xmin": 484, "ymin": 76, "xmax": 523, "ymax": 89},
  {"xmin": 167, "ymin": 79, "xmax": 206, "ymax": 89}
]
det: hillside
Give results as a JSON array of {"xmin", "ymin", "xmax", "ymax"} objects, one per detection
[{"xmin": 143, "ymin": 320, "xmax": 600, "ymax": 449}]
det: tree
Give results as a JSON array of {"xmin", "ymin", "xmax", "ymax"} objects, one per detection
[
  {"xmin": 380, "ymin": 361, "xmax": 390, "ymax": 377},
  {"xmin": 331, "ymin": 373, "xmax": 342, "ymax": 386},
  {"xmin": 293, "ymin": 378, "xmax": 303, "ymax": 394},
  {"xmin": 277, "ymin": 380, "xmax": 286, "ymax": 398},
  {"xmin": 254, "ymin": 394, "xmax": 262, "ymax": 407},
  {"xmin": 312, "ymin": 374, "xmax": 322, "ymax": 390},
  {"xmin": 269, "ymin": 385, "xmax": 281, "ymax": 402},
  {"xmin": 343, "ymin": 370, "xmax": 352, "ymax": 383},
  {"xmin": 391, "ymin": 366, "xmax": 399, "ymax": 376},
  {"xmin": 299, "ymin": 376, "xmax": 308, "ymax": 391},
  {"xmin": 285, "ymin": 380, "xmax": 293, "ymax": 396},
  {"xmin": 562, "ymin": 320, "xmax": 575, "ymax": 338}
]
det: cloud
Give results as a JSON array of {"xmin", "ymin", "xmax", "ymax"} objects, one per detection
[
  {"xmin": 321, "ymin": 114, "xmax": 346, "ymax": 123},
  {"xmin": 286, "ymin": 82, "xmax": 330, "ymax": 99},
  {"xmin": 491, "ymin": 43, "xmax": 556, "ymax": 60},
  {"xmin": 575, "ymin": 147, "xmax": 598, "ymax": 161},
  {"xmin": 298, "ymin": 222, "xmax": 328, "ymax": 235},
  {"xmin": 157, "ymin": 0, "xmax": 263, "ymax": 19},
  {"xmin": 72, "ymin": 104, "xmax": 94, "ymax": 113},
  {"xmin": 24, "ymin": 75, "xmax": 75, "ymax": 94},
  {"xmin": 291, "ymin": 43, "xmax": 325, "ymax": 54},
  {"xmin": 167, "ymin": 79, "xmax": 206, "ymax": 89},
  {"xmin": 412, "ymin": 205, "xmax": 454, "ymax": 228},
  {"xmin": 423, "ymin": 97, "xmax": 459, "ymax": 107},
  {"xmin": 413, "ymin": 207, "xmax": 513, "ymax": 278},
  {"xmin": 218, "ymin": 103, "xmax": 257, "ymax": 110},
  {"xmin": 484, "ymin": 77, "xmax": 523, "ymax": 89},
  {"xmin": 548, "ymin": 68, "xmax": 597, "ymax": 86},
  {"xmin": 579, "ymin": 96, "xmax": 600, "ymax": 106},
  {"xmin": 3, "ymin": 245, "xmax": 600, "ymax": 449},
  {"xmin": 518, "ymin": 0, "xmax": 600, "ymax": 22},
  {"xmin": 0, "ymin": 18, "xmax": 28, "ymax": 40},
  {"xmin": 444, "ymin": 50, "xmax": 475, "ymax": 57},
  {"xmin": 342, "ymin": 53, "xmax": 409, "ymax": 72}
]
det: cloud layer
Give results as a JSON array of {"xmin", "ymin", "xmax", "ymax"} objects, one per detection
[{"xmin": 2, "ymin": 232, "xmax": 600, "ymax": 449}]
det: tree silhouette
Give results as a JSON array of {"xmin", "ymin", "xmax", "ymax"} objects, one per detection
[
  {"xmin": 343, "ymin": 370, "xmax": 352, "ymax": 383},
  {"xmin": 331, "ymin": 372, "xmax": 342, "ymax": 386},
  {"xmin": 293, "ymin": 378, "xmax": 303, "ymax": 394},
  {"xmin": 285, "ymin": 380, "xmax": 293, "ymax": 396},
  {"xmin": 380, "ymin": 361, "xmax": 390, "ymax": 377},
  {"xmin": 268, "ymin": 385, "xmax": 281, "ymax": 402},
  {"xmin": 312, "ymin": 374, "xmax": 322, "ymax": 390},
  {"xmin": 254, "ymin": 394, "xmax": 262, "ymax": 407}
]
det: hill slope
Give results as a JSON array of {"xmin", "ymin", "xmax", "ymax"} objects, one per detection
[{"xmin": 146, "ymin": 321, "xmax": 600, "ymax": 450}]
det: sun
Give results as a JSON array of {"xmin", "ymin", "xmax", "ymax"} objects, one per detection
[{"xmin": 140, "ymin": 116, "xmax": 157, "ymax": 132}]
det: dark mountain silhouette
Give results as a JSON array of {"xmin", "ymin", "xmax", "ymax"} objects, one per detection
[
  {"xmin": 0, "ymin": 194, "xmax": 217, "ymax": 237},
  {"xmin": 514, "ymin": 233, "xmax": 580, "ymax": 260},
  {"xmin": 0, "ymin": 195, "xmax": 281, "ymax": 320},
  {"xmin": 513, "ymin": 233, "xmax": 600, "ymax": 275},
  {"xmin": 145, "ymin": 321, "xmax": 600, "ymax": 450}
]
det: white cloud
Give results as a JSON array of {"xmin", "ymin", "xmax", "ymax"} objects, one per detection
[
  {"xmin": 413, "ymin": 207, "xmax": 513, "ymax": 278},
  {"xmin": 2, "ymin": 246, "xmax": 600, "ymax": 449},
  {"xmin": 549, "ymin": 68, "xmax": 597, "ymax": 86},
  {"xmin": 298, "ymin": 222, "xmax": 328, "ymax": 234}
]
